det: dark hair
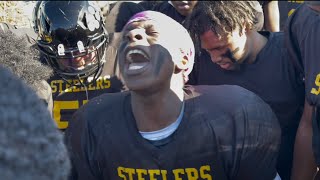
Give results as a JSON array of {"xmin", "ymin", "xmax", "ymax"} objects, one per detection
[
  {"xmin": 0, "ymin": 31, "xmax": 53, "ymax": 92},
  {"xmin": 185, "ymin": 1, "xmax": 258, "ymax": 52},
  {"xmin": 0, "ymin": 66, "xmax": 70, "ymax": 180}
]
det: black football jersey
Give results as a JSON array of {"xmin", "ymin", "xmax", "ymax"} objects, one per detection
[
  {"xmin": 66, "ymin": 85, "xmax": 280, "ymax": 180},
  {"xmin": 48, "ymin": 46, "xmax": 124, "ymax": 130},
  {"xmin": 285, "ymin": 2, "xmax": 320, "ymax": 165},
  {"xmin": 285, "ymin": 3, "xmax": 320, "ymax": 107}
]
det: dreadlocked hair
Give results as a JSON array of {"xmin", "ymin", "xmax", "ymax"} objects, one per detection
[{"xmin": 185, "ymin": 1, "xmax": 258, "ymax": 53}]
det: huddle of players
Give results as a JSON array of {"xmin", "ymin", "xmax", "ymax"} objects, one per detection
[{"xmin": 1, "ymin": 1, "xmax": 319, "ymax": 180}]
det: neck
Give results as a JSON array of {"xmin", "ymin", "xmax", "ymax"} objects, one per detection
[
  {"xmin": 131, "ymin": 75, "xmax": 184, "ymax": 132},
  {"xmin": 245, "ymin": 30, "xmax": 268, "ymax": 64}
]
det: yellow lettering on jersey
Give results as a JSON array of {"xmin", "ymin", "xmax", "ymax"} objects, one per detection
[
  {"xmin": 116, "ymin": 166, "xmax": 211, "ymax": 180},
  {"xmin": 83, "ymin": 100, "xmax": 88, "ymax": 105},
  {"xmin": 200, "ymin": 165, "xmax": 212, "ymax": 180},
  {"xmin": 58, "ymin": 80, "xmax": 64, "ymax": 93},
  {"xmin": 288, "ymin": 9, "xmax": 295, "ymax": 17},
  {"xmin": 104, "ymin": 78, "xmax": 111, "ymax": 88},
  {"xmin": 136, "ymin": 169, "xmax": 147, "ymax": 180},
  {"xmin": 185, "ymin": 168, "xmax": 199, "ymax": 180},
  {"xmin": 287, "ymin": 0, "xmax": 304, "ymax": 3},
  {"xmin": 96, "ymin": 78, "xmax": 104, "ymax": 90},
  {"xmin": 88, "ymin": 82, "xmax": 96, "ymax": 90},
  {"xmin": 80, "ymin": 85, "xmax": 86, "ymax": 92},
  {"xmin": 118, "ymin": 166, "xmax": 127, "ymax": 180},
  {"xmin": 53, "ymin": 100, "xmax": 79, "ymax": 129},
  {"xmin": 125, "ymin": 168, "xmax": 135, "ymax": 180},
  {"xmin": 311, "ymin": 74, "xmax": 320, "ymax": 95},
  {"xmin": 172, "ymin": 169, "xmax": 184, "ymax": 180},
  {"xmin": 50, "ymin": 76, "xmax": 112, "ymax": 93},
  {"xmin": 51, "ymin": 81, "xmax": 57, "ymax": 93},
  {"xmin": 148, "ymin": 169, "xmax": 161, "ymax": 180},
  {"xmin": 65, "ymin": 80, "xmax": 71, "ymax": 91},
  {"xmin": 64, "ymin": 80, "xmax": 74, "ymax": 93},
  {"xmin": 72, "ymin": 79, "xmax": 80, "ymax": 92},
  {"xmin": 161, "ymin": 170, "xmax": 168, "ymax": 180},
  {"xmin": 51, "ymin": 80, "xmax": 64, "ymax": 93}
]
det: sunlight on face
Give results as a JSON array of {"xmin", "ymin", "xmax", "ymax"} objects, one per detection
[{"xmin": 200, "ymin": 29, "xmax": 247, "ymax": 70}]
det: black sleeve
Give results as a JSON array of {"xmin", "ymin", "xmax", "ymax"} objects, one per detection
[
  {"xmin": 65, "ymin": 109, "xmax": 101, "ymax": 180},
  {"xmin": 232, "ymin": 99, "xmax": 281, "ymax": 180},
  {"xmin": 302, "ymin": 19, "xmax": 320, "ymax": 106},
  {"xmin": 235, "ymin": 99, "xmax": 281, "ymax": 180}
]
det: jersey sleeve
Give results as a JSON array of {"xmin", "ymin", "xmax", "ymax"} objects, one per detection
[
  {"xmin": 65, "ymin": 108, "xmax": 101, "ymax": 180},
  {"xmin": 230, "ymin": 97, "xmax": 281, "ymax": 180},
  {"xmin": 302, "ymin": 20, "xmax": 320, "ymax": 106}
]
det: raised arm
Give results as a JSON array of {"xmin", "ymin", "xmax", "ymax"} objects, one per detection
[{"xmin": 263, "ymin": 1, "xmax": 280, "ymax": 32}]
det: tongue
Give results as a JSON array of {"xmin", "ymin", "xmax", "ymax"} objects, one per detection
[{"xmin": 128, "ymin": 62, "xmax": 149, "ymax": 70}]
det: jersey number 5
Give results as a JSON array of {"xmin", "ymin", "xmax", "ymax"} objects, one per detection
[
  {"xmin": 311, "ymin": 73, "xmax": 320, "ymax": 95},
  {"xmin": 53, "ymin": 100, "xmax": 88, "ymax": 129}
]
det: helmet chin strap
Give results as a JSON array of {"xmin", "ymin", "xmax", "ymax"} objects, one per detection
[
  {"xmin": 58, "ymin": 47, "xmax": 105, "ymax": 101},
  {"xmin": 77, "ymin": 74, "xmax": 89, "ymax": 101}
]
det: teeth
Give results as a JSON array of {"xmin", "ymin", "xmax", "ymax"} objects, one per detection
[
  {"xmin": 126, "ymin": 49, "xmax": 148, "ymax": 62},
  {"xmin": 128, "ymin": 62, "xmax": 148, "ymax": 70}
]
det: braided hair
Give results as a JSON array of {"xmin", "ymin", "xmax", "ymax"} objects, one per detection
[{"xmin": 185, "ymin": 1, "xmax": 258, "ymax": 52}]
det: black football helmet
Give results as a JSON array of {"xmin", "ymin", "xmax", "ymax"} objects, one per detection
[
  {"xmin": 32, "ymin": 1, "xmax": 41, "ymax": 34},
  {"xmin": 34, "ymin": 1, "xmax": 108, "ymax": 80}
]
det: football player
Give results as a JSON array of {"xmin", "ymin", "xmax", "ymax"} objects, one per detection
[
  {"xmin": 185, "ymin": 1, "xmax": 305, "ymax": 179},
  {"xmin": 66, "ymin": 11, "xmax": 281, "ymax": 180},
  {"xmin": 285, "ymin": 2, "xmax": 320, "ymax": 179},
  {"xmin": 33, "ymin": 1, "xmax": 124, "ymax": 130}
]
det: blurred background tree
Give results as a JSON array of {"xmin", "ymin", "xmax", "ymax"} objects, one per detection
[{"xmin": 0, "ymin": 1, "xmax": 139, "ymax": 29}]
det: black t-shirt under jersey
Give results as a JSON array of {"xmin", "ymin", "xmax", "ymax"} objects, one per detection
[{"xmin": 66, "ymin": 85, "xmax": 280, "ymax": 180}]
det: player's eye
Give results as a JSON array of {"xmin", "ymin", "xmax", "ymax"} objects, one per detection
[
  {"xmin": 147, "ymin": 31, "xmax": 158, "ymax": 35},
  {"xmin": 145, "ymin": 24, "xmax": 159, "ymax": 35}
]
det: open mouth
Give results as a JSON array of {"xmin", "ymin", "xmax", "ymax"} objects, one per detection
[
  {"xmin": 217, "ymin": 62, "xmax": 232, "ymax": 70},
  {"xmin": 126, "ymin": 49, "xmax": 150, "ymax": 71},
  {"xmin": 216, "ymin": 62, "xmax": 227, "ymax": 66},
  {"xmin": 177, "ymin": 3, "xmax": 190, "ymax": 10}
]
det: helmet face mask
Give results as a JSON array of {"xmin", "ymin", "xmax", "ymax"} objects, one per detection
[{"xmin": 35, "ymin": 1, "xmax": 108, "ymax": 80}]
